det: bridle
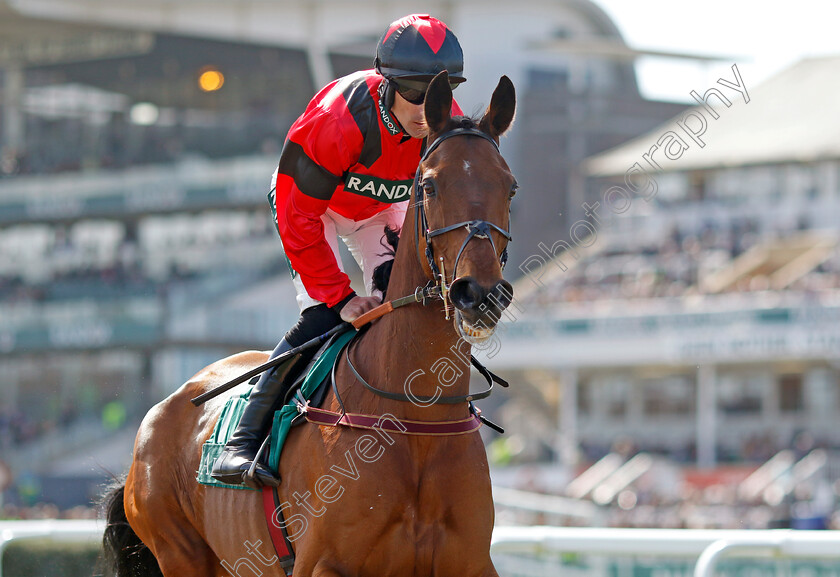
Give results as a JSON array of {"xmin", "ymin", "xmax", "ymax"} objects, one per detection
[
  {"xmin": 336, "ymin": 126, "xmax": 512, "ymax": 409},
  {"xmin": 413, "ymin": 127, "xmax": 512, "ymax": 312}
]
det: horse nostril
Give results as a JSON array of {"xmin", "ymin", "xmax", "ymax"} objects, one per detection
[
  {"xmin": 490, "ymin": 280, "xmax": 514, "ymax": 310},
  {"xmin": 449, "ymin": 277, "xmax": 485, "ymax": 311}
]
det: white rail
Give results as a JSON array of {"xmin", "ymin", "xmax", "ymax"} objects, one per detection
[
  {"xmin": 692, "ymin": 534, "xmax": 840, "ymax": 577},
  {"xmin": 491, "ymin": 526, "xmax": 840, "ymax": 577},
  {"xmin": 2, "ymin": 521, "xmax": 840, "ymax": 577}
]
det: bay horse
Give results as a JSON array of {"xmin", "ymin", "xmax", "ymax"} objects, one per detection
[{"xmin": 102, "ymin": 71, "xmax": 517, "ymax": 577}]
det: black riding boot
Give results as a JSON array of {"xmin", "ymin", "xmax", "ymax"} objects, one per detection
[{"xmin": 211, "ymin": 338, "xmax": 308, "ymax": 488}]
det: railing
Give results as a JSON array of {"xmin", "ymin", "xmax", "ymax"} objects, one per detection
[
  {"xmin": 494, "ymin": 289, "xmax": 840, "ymax": 369},
  {"xmin": 0, "ymin": 155, "xmax": 278, "ymax": 224},
  {"xmin": 490, "ymin": 526, "xmax": 840, "ymax": 577},
  {"xmin": 3, "ymin": 521, "xmax": 840, "ymax": 577},
  {"xmin": 602, "ymin": 198, "xmax": 840, "ymax": 250}
]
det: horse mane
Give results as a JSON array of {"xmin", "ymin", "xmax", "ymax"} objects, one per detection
[
  {"xmin": 452, "ymin": 116, "xmax": 480, "ymax": 130},
  {"xmin": 372, "ymin": 225, "xmax": 400, "ymax": 298}
]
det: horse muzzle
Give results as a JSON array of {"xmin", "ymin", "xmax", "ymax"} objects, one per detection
[{"xmin": 448, "ymin": 277, "xmax": 513, "ymax": 343}]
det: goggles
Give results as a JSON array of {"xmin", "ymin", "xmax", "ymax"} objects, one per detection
[{"xmin": 394, "ymin": 78, "xmax": 461, "ymax": 105}]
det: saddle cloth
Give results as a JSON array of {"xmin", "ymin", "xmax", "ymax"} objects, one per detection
[{"xmin": 196, "ymin": 329, "xmax": 355, "ymax": 490}]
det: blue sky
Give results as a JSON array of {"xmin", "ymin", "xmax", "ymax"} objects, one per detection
[{"xmin": 590, "ymin": 0, "xmax": 840, "ymax": 102}]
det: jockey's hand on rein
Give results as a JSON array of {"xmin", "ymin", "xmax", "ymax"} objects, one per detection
[{"xmin": 339, "ymin": 295, "xmax": 381, "ymax": 323}]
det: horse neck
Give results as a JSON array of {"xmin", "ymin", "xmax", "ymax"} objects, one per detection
[{"xmin": 350, "ymin": 200, "xmax": 472, "ymax": 417}]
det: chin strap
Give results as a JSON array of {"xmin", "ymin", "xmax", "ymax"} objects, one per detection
[{"xmin": 377, "ymin": 79, "xmax": 405, "ymax": 137}]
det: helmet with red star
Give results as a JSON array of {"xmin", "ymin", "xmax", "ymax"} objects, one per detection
[{"xmin": 374, "ymin": 14, "xmax": 466, "ymax": 85}]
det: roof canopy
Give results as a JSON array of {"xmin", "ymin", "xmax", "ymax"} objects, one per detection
[{"xmin": 585, "ymin": 56, "xmax": 840, "ymax": 176}]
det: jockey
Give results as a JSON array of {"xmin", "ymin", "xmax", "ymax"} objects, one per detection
[{"xmin": 212, "ymin": 14, "xmax": 466, "ymax": 488}]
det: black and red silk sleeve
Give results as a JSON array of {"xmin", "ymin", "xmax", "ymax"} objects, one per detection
[{"xmin": 273, "ymin": 108, "xmax": 356, "ymax": 308}]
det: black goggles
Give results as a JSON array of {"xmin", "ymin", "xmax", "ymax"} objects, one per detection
[{"xmin": 394, "ymin": 78, "xmax": 461, "ymax": 105}]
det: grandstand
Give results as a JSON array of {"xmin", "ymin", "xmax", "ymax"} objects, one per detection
[
  {"xmin": 0, "ymin": 10, "xmax": 329, "ymax": 510},
  {"xmin": 0, "ymin": 0, "xmax": 694, "ymax": 513},
  {"xmin": 2, "ymin": 0, "xmax": 837, "ymax": 535},
  {"xmin": 484, "ymin": 56, "xmax": 840, "ymax": 529}
]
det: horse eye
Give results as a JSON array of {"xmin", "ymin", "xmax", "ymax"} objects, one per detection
[
  {"xmin": 509, "ymin": 183, "xmax": 519, "ymax": 199},
  {"xmin": 423, "ymin": 180, "xmax": 437, "ymax": 197}
]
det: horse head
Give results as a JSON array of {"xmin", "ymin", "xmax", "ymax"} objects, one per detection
[{"xmin": 417, "ymin": 71, "xmax": 517, "ymax": 343}]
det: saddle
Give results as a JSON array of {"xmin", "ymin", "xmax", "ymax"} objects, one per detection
[{"xmin": 196, "ymin": 329, "xmax": 355, "ymax": 490}]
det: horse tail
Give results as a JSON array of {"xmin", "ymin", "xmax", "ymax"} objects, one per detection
[{"xmin": 100, "ymin": 480, "xmax": 164, "ymax": 577}]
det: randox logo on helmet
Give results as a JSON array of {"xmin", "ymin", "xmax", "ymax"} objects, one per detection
[{"xmin": 344, "ymin": 173, "xmax": 412, "ymax": 202}]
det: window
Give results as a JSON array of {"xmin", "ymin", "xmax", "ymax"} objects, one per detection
[
  {"xmin": 718, "ymin": 373, "xmax": 764, "ymax": 415},
  {"xmin": 577, "ymin": 378, "xmax": 591, "ymax": 415},
  {"xmin": 601, "ymin": 378, "xmax": 628, "ymax": 418},
  {"xmin": 778, "ymin": 374, "xmax": 804, "ymax": 413},
  {"xmin": 642, "ymin": 375, "xmax": 695, "ymax": 416},
  {"xmin": 687, "ymin": 171, "xmax": 706, "ymax": 201}
]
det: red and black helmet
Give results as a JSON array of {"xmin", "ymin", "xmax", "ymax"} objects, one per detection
[{"xmin": 374, "ymin": 14, "xmax": 466, "ymax": 84}]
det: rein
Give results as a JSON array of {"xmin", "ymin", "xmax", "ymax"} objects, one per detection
[
  {"xmin": 295, "ymin": 333, "xmax": 505, "ymax": 435},
  {"xmin": 344, "ymin": 336, "xmax": 506, "ymax": 404},
  {"xmin": 300, "ymin": 126, "xmax": 512, "ymax": 436},
  {"xmin": 348, "ymin": 283, "xmax": 440, "ymax": 327}
]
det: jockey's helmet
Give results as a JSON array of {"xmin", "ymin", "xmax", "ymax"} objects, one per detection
[{"xmin": 374, "ymin": 14, "xmax": 466, "ymax": 95}]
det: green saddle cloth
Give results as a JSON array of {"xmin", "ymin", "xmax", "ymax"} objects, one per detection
[{"xmin": 196, "ymin": 330, "xmax": 355, "ymax": 490}]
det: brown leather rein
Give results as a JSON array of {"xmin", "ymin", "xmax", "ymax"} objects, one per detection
[{"xmin": 290, "ymin": 281, "xmax": 506, "ymax": 435}]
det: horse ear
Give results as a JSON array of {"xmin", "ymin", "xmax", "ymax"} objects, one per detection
[
  {"xmin": 424, "ymin": 71, "xmax": 453, "ymax": 135},
  {"xmin": 480, "ymin": 75, "xmax": 516, "ymax": 140}
]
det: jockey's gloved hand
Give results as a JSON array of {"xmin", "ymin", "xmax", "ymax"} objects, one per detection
[{"xmin": 337, "ymin": 295, "xmax": 382, "ymax": 323}]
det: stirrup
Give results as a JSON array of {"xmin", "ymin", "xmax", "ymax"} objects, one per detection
[{"xmin": 243, "ymin": 435, "xmax": 280, "ymax": 489}]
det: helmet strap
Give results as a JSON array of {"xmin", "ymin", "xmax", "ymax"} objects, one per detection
[
  {"xmin": 377, "ymin": 79, "xmax": 407, "ymax": 137},
  {"xmin": 383, "ymin": 78, "xmax": 396, "ymax": 110}
]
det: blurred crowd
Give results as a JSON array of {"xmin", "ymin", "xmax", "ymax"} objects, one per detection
[
  {"xmin": 576, "ymin": 434, "xmax": 796, "ymax": 467},
  {"xmin": 0, "ymin": 403, "xmax": 79, "ymax": 448},
  {"xmin": 489, "ymin": 428, "xmax": 840, "ymax": 531},
  {"xmin": 0, "ymin": 399, "xmax": 127, "ymax": 452},
  {"xmin": 0, "ymin": 502, "xmax": 98, "ymax": 520},
  {"xmin": 524, "ymin": 221, "xmax": 840, "ymax": 307},
  {"xmin": 0, "ymin": 129, "xmax": 185, "ymax": 178}
]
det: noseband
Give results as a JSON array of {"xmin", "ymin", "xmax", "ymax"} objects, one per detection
[{"xmin": 413, "ymin": 128, "xmax": 512, "ymax": 295}]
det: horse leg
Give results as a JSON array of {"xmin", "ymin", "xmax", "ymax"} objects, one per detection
[
  {"xmin": 129, "ymin": 503, "xmax": 222, "ymax": 577},
  {"xmin": 125, "ymin": 470, "xmax": 221, "ymax": 577},
  {"xmin": 154, "ymin": 546, "xmax": 221, "ymax": 577}
]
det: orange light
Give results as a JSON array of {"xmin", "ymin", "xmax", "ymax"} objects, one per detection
[{"xmin": 198, "ymin": 68, "xmax": 224, "ymax": 92}]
